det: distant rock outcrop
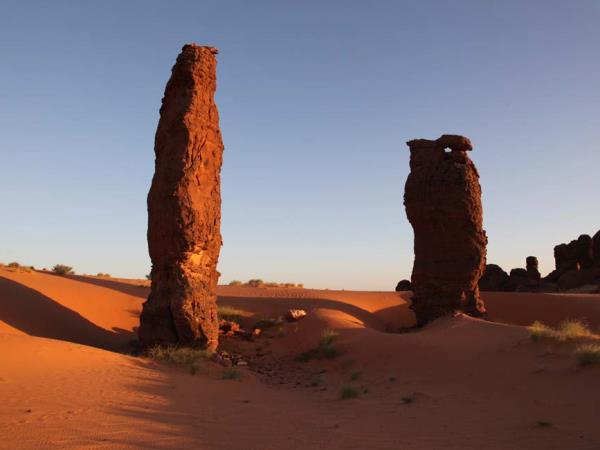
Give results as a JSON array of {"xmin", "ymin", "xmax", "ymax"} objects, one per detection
[
  {"xmin": 479, "ymin": 264, "xmax": 509, "ymax": 291},
  {"xmin": 395, "ymin": 279, "xmax": 412, "ymax": 291},
  {"xmin": 404, "ymin": 135, "xmax": 487, "ymax": 325},
  {"xmin": 481, "ymin": 230, "xmax": 600, "ymax": 293},
  {"xmin": 139, "ymin": 44, "xmax": 224, "ymax": 351}
]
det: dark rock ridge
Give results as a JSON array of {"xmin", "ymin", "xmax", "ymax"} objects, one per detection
[
  {"xmin": 480, "ymin": 230, "xmax": 600, "ymax": 293},
  {"xmin": 404, "ymin": 135, "xmax": 487, "ymax": 325},
  {"xmin": 139, "ymin": 44, "xmax": 224, "ymax": 350},
  {"xmin": 395, "ymin": 279, "xmax": 412, "ymax": 292}
]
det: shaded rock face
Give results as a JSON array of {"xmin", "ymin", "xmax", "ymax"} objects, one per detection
[
  {"xmin": 395, "ymin": 279, "xmax": 412, "ymax": 292},
  {"xmin": 139, "ymin": 44, "xmax": 223, "ymax": 351},
  {"xmin": 526, "ymin": 256, "xmax": 541, "ymax": 281},
  {"xmin": 404, "ymin": 135, "xmax": 487, "ymax": 325},
  {"xmin": 479, "ymin": 264, "xmax": 509, "ymax": 291}
]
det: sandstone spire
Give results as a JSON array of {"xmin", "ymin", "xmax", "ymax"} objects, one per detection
[
  {"xmin": 139, "ymin": 44, "xmax": 223, "ymax": 351},
  {"xmin": 404, "ymin": 135, "xmax": 487, "ymax": 325}
]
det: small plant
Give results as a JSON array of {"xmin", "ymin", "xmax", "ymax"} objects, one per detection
[
  {"xmin": 297, "ymin": 329, "xmax": 340, "ymax": 362},
  {"xmin": 96, "ymin": 273, "xmax": 111, "ymax": 277},
  {"xmin": 7, "ymin": 262, "xmax": 20, "ymax": 268},
  {"xmin": 340, "ymin": 386, "xmax": 359, "ymax": 400},
  {"xmin": 221, "ymin": 368, "xmax": 242, "ymax": 380},
  {"xmin": 529, "ymin": 321, "xmax": 555, "ymax": 341},
  {"xmin": 558, "ymin": 320, "xmax": 593, "ymax": 340},
  {"xmin": 147, "ymin": 345, "xmax": 211, "ymax": 372},
  {"xmin": 536, "ymin": 420, "xmax": 552, "ymax": 428},
  {"xmin": 529, "ymin": 320, "xmax": 596, "ymax": 342},
  {"xmin": 349, "ymin": 371, "xmax": 361, "ymax": 381},
  {"xmin": 217, "ymin": 305, "xmax": 246, "ymax": 323},
  {"xmin": 228, "ymin": 280, "xmax": 242, "ymax": 286},
  {"xmin": 247, "ymin": 279, "xmax": 265, "ymax": 288},
  {"xmin": 145, "ymin": 273, "xmax": 151, "ymax": 280},
  {"xmin": 575, "ymin": 343, "xmax": 600, "ymax": 366},
  {"xmin": 52, "ymin": 264, "xmax": 74, "ymax": 276}
]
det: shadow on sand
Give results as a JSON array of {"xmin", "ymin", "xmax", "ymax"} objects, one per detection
[{"xmin": 0, "ymin": 276, "xmax": 135, "ymax": 351}]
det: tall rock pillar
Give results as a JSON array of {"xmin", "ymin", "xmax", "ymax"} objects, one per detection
[
  {"xmin": 139, "ymin": 44, "xmax": 224, "ymax": 351},
  {"xmin": 404, "ymin": 135, "xmax": 487, "ymax": 326}
]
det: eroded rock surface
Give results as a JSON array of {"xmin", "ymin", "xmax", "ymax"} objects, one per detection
[
  {"xmin": 404, "ymin": 135, "xmax": 487, "ymax": 325},
  {"xmin": 139, "ymin": 44, "xmax": 223, "ymax": 350}
]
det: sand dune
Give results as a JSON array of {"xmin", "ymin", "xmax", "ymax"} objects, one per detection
[{"xmin": 1, "ymin": 268, "xmax": 599, "ymax": 449}]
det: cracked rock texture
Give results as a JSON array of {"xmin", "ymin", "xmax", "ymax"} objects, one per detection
[
  {"xmin": 404, "ymin": 135, "xmax": 487, "ymax": 325},
  {"xmin": 139, "ymin": 44, "xmax": 223, "ymax": 351}
]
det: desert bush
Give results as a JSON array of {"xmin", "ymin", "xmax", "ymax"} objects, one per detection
[
  {"xmin": 558, "ymin": 320, "xmax": 593, "ymax": 340},
  {"xmin": 5, "ymin": 262, "xmax": 32, "ymax": 273},
  {"xmin": 96, "ymin": 273, "xmax": 111, "ymax": 277},
  {"xmin": 297, "ymin": 329, "xmax": 340, "ymax": 362},
  {"xmin": 575, "ymin": 343, "xmax": 600, "ymax": 366},
  {"xmin": 340, "ymin": 386, "xmax": 359, "ymax": 400},
  {"xmin": 529, "ymin": 321, "xmax": 555, "ymax": 341},
  {"xmin": 147, "ymin": 345, "xmax": 211, "ymax": 374},
  {"xmin": 228, "ymin": 280, "xmax": 242, "ymax": 286},
  {"xmin": 217, "ymin": 305, "xmax": 246, "ymax": 323},
  {"xmin": 530, "ymin": 320, "xmax": 595, "ymax": 342},
  {"xmin": 247, "ymin": 279, "xmax": 265, "ymax": 288},
  {"xmin": 52, "ymin": 264, "xmax": 73, "ymax": 276}
]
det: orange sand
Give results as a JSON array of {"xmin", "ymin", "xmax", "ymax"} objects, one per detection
[{"xmin": 1, "ymin": 267, "xmax": 599, "ymax": 449}]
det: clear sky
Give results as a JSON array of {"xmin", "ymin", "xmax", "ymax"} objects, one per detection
[{"xmin": 1, "ymin": 0, "xmax": 598, "ymax": 290}]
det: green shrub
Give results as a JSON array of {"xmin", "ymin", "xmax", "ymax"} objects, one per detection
[
  {"xmin": 228, "ymin": 280, "xmax": 242, "ymax": 286},
  {"xmin": 52, "ymin": 264, "xmax": 74, "ymax": 276},
  {"xmin": 297, "ymin": 329, "xmax": 340, "ymax": 362},
  {"xmin": 247, "ymin": 279, "xmax": 265, "ymax": 288},
  {"xmin": 7, "ymin": 262, "xmax": 20, "ymax": 268}
]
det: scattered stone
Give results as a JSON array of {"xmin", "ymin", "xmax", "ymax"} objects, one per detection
[
  {"xmin": 404, "ymin": 135, "xmax": 487, "ymax": 325},
  {"xmin": 286, "ymin": 309, "xmax": 307, "ymax": 322},
  {"xmin": 139, "ymin": 44, "xmax": 224, "ymax": 351}
]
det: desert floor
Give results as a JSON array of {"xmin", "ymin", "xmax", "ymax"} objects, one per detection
[{"xmin": 1, "ymin": 267, "xmax": 599, "ymax": 449}]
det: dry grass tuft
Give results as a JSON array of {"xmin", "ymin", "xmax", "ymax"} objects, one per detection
[
  {"xmin": 575, "ymin": 343, "xmax": 600, "ymax": 367},
  {"xmin": 529, "ymin": 320, "xmax": 596, "ymax": 342}
]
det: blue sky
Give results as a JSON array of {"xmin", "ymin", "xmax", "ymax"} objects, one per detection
[{"xmin": 1, "ymin": 0, "xmax": 598, "ymax": 290}]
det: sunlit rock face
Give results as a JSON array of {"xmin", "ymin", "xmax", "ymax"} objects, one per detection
[
  {"xmin": 404, "ymin": 135, "xmax": 487, "ymax": 325},
  {"xmin": 139, "ymin": 44, "xmax": 223, "ymax": 351}
]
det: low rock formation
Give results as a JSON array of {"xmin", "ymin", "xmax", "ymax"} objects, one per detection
[
  {"xmin": 479, "ymin": 264, "xmax": 509, "ymax": 291},
  {"xmin": 139, "ymin": 44, "xmax": 224, "ymax": 351},
  {"xmin": 481, "ymin": 229, "xmax": 600, "ymax": 293},
  {"xmin": 395, "ymin": 279, "xmax": 412, "ymax": 291},
  {"xmin": 404, "ymin": 135, "xmax": 487, "ymax": 325},
  {"xmin": 526, "ymin": 256, "xmax": 541, "ymax": 281}
]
